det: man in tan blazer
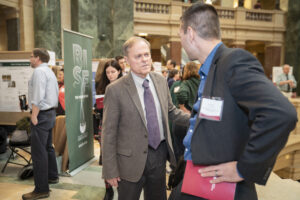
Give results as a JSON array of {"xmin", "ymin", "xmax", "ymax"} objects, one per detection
[{"xmin": 101, "ymin": 36, "xmax": 190, "ymax": 200}]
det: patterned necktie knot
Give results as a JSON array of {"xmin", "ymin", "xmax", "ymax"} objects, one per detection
[{"xmin": 143, "ymin": 79, "xmax": 149, "ymax": 88}]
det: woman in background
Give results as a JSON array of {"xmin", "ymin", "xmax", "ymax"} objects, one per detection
[
  {"xmin": 176, "ymin": 62, "xmax": 200, "ymax": 113},
  {"xmin": 173, "ymin": 61, "xmax": 200, "ymax": 160},
  {"xmin": 95, "ymin": 59, "xmax": 122, "ymax": 200},
  {"xmin": 56, "ymin": 68, "xmax": 65, "ymax": 115}
]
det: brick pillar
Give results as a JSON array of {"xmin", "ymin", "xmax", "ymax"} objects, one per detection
[
  {"xmin": 265, "ymin": 43, "xmax": 281, "ymax": 79},
  {"xmin": 151, "ymin": 49, "xmax": 161, "ymax": 62},
  {"xmin": 170, "ymin": 41, "xmax": 181, "ymax": 66}
]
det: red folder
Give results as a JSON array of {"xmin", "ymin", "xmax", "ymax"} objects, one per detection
[
  {"xmin": 181, "ymin": 160, "xmax": 236, "ymax": 200},
  {"xmin": 95, "ymin": 95, "xmax": 105, "ymax": 109}
]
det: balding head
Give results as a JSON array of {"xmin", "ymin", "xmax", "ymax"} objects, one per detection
[
  {"xmin": 123, "ymin": 36, "xmax": 151, "ymax": 56},
  {"xmin": 283, "ymin": 64, "xmax": 290, "ymax": 75}
]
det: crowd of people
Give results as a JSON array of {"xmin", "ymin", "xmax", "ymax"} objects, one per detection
[{"xmin": 22, "ymin": 2, "xmax": 298, "ymax": 200}]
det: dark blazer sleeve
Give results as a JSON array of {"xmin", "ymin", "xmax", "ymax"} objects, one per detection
[{"xmin": 225, "ymin": 50, "xmax": 298, "ymax": 184}]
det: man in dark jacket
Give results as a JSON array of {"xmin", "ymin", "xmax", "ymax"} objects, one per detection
[{"xmin": 170, "ymin": 3, "xmax": 298, "ymax": 200}]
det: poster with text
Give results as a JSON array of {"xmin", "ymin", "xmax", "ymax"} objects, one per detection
[
  {"xmin": 64, "ymin": 30, "xmax": 94, "ymax": 173},
  {"xmin": 0, "ymin": 60, "xmax": 33, "ymax": 112}
]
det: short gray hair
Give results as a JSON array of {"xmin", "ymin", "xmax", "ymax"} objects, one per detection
[{"xmin": 123, "ymin": 36, "xmax": 151, "ymax": 56}]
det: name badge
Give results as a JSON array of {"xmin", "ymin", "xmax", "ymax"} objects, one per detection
[{"xmin": 199, "ymin": 97, "xmax": 224, "ymax": 121}]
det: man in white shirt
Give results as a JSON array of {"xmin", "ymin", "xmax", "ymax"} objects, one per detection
[
  {"xmin": 276, "ymin": 64, "xmax": 297, "ymax": 98},
  {"xmin": 22, "ymin": 48, "xmax": 59, "ymax": 200}
]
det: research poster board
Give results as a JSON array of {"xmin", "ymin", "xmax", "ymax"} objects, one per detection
[
  {"xmin": 0, "ymin": 60, "xmax": 33, "ymax": 112},
  {"xmin": 63, "ymin": 29, "xmax": 94, "ymax": 173}
]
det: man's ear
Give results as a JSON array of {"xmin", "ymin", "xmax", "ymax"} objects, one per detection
[
  {"xmin": 124, "ymin": 56, "xmax": 129, "ymax": 65},
  {"xmin": 187, "ymin": 26, "xmax": 195, "ymax": 42}
]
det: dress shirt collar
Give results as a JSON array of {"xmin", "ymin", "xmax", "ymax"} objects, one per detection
[
  {"xmin": 37, "ymin": 63, "xmax": 49, "ymax": 68},
  {"xmin": 199, "ymin": 42, "xmax": 223, "ymax": 76},
  {"xmin": 131, "ymin": 71, "xmax": 151, "ymax": 86}
]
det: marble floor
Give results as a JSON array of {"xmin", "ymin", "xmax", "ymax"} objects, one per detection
[
  {"xmin": 0, "ymin": 140, "xmax": 109, "ymax": 200},
  {"xmin": 0, "ymin": 139, "xmax": 171, "ymax": 200},
  {"xmin": 1, "ymin": 139, "xmax": 300, "ymax": 200}
]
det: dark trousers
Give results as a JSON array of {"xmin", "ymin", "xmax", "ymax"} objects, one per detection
[
  {"xmin": 31, "ymin": 110, "xmax": 58, "ymax": 192},
  {"xmin": 117, "ymin": 141, "xmax": 168, "ymax": 200},
  {"xmin": 168, "ymin": 180, "xmax": 206, "ymax": 200},
  {"xmin": 172, "ymin": 123, "xmax": 187, "ymax": 162}
]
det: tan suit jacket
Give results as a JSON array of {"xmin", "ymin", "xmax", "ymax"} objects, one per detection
[{"xmin": 102, "ymin": 72, "xmax": 190, "ymax": 182}]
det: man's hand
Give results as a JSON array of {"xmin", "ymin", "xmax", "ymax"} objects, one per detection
[
  {"xmin": 288, "ymin": 80, "xmax": 294, "ymax": 88},
  {"xmin": 31, "ymin": 115, "xmax": 38, "ymax": 125},
  {"xmin": 106, "ymin": 177, "xmax": 121, "ymax": 187},
  {"xmin": 31, "ymin": 104, "xmax": 40, "ymax": 126},
  {"xmin": 179, "ymin": 104, "xmax": 191, "ymax": 114},
  {"xmin": 198, "ymin": 161, "xmax": 244, "ymax": 184}
]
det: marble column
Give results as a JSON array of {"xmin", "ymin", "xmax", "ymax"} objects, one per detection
[
  {"xmin": 285, "ymin": 0, "xmax": 300, "ymax": 95},
  {"xmin": 72, "ymin": 0, "xmax": 133, "ymax": 58},
  {"xmin": 265, "ymin": 43, "xmax": 281, "ymax": 80},
  {"xmin": 112, "ymin": 0, "xmax": 133, "ymax": 57},
  {"xmin": 170, "ymin": 41, "xmax": 181, "ymax": 66},
  {"xmin": 71, "ymin": 0, "xmax": 98, "ymax": 57},
  {"xmin": 33, "ymin": 0, "xmax": 61, "ymax": 58},
  {"xmin": 95, "ymin": 0, "xmax": 113, "ymax": 58}
]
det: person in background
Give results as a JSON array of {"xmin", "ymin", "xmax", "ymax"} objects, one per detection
[
  {"xmin": 167, "ymin": 68, "xmax": 184, "ymax": 189},
  {"xmin": 94, "ymin": 59, "xmax": 110, "ymax": 136},
  {"xmin": 172, "ymin": 61, "xmax": 200, "ymax": 161},
  {"xmin": 170, "ymin": 3, "xmax": 297, "ymax": 199},
  {"xmin": 22, "ymin": 48, "xmax": 59, "ymax": 200},
  {"xmin": 162, "ymin": 69, "xmax": 168, "ymax": 79},
  {"xmin": 276, "ymin": 64, "xmax": 297, "ymax": 98},
  {"xmin": 168, "ymin": 69, "xmax": 180, "ymax": 88},
  {"xmin": 102, "ymin": 36, "xmax": 190, "ymax": 200},
  {"xmin": 176, "ymin": 61, "xmax": 200, "ymax": 114},
  {"xmin": 57, "ymin": 68, "xmax": 64, "ymax": 88},
  {"xmin": 254, "ymin": 0, "xmax": 262, "ymax": 9},
  {"xmin": 56, "ymin": 68, "xmax": 65, "ymax": 115},
  {"xmin": 95, "ymin": 59, "xmax": 122, "ymax": 200},
  {"xmin": 166, "ymin": 59, "xmax": 176, "ymax": 71},
  {"xmin": 167, "ymin": 59, "xmax": 177, "ymax": 82},
  {"xmin": 115, "ymin": 55, "xmax": 127, "ymax": 75}
]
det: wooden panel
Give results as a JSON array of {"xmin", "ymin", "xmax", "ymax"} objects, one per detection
[
  {"xmin": 0, "ymin": 0, "xmax": 19, "ymax": 8},
  {"xmin": 0, "ymin": 51, "xmax": 31, "ymax": 59}
]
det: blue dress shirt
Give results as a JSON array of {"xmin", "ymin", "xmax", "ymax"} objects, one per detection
[{"xmin": 183, "ymin": 42, "xmax": 222, "ymax": 161}]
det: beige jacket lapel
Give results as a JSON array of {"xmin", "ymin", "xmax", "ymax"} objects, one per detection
[
  {"xmin": 149, "ymin": 72, "xmax": 167, "ymax": 133},
  {"xmin": 124, "ymin": 73, "xmax": 147, "ymax": 128},
  {"xmin": 149, "ymin": 72, "xmax": 165, "ymax": 113}
]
